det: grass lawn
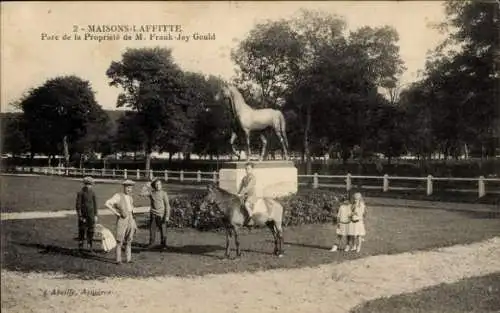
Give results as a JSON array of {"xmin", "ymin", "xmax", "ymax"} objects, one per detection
[
  {"xmin": 350, "ymin": 273, "xmax": 500, "ymax": 313},
  {"xmin": 0, "ymin": 175, "xmax": 202, "ymax": 213},
  {"xmin": 2, "ymin": 174, "xmax": 499, "ymax": 279},
  {"xmin": 2, "ymin": 202, "xmax": 499, "ymax": 279},
  {"xmin": 2, "ymin": 175, "xmax": 499, "ymax": 215}
]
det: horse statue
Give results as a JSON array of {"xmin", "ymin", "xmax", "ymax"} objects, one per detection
[
  {"xmin": 198, "ymin": 183, "xmax": 285, "ymax": 258},
  {"xmin": 215, "ymin": 83, "xmax": 290, "ymax": 161}
]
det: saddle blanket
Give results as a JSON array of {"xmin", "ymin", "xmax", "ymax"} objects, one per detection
[{"xmin": 253, "ymin": 198, "xmax": 274, "ymax": 216}]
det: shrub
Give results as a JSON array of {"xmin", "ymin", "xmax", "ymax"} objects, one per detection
[
  {"xmin": 277, "ymin": 190, "xmax": 345, "ymax": 227},
  {"xmin": 168, "ymin": 190, "xmax": 346, "ymax": 231}
]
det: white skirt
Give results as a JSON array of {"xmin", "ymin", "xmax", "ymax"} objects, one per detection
[
  {"xmin": 336, "ymin": 223, "xmax": 349, "ymax": 236},
  {"xmin": 347, "ymin": 221, "xmax": 366, "ymax": 236}
]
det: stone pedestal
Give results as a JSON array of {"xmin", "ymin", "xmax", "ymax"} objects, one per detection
[{"xmin": 218, "ymin": 161, "xmax": 298, "ymax": 198}]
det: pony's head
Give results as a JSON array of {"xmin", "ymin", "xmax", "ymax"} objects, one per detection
[{"xmin": 199, "ymin": 183, "xmax": 218, "ymax": 212}]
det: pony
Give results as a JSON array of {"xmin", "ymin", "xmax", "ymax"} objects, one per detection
[
  {"xmin": 215, "ymin": 83, "xmax": 289, "ymax": 161},
  {"xmin": 198, "ymin": 183, "xmax": 285, "ymax": 258}
]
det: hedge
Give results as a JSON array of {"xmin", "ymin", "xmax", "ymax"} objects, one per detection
[{"xmin": 164, "ymin": 190, "xmax": 347, "ymax": 231}]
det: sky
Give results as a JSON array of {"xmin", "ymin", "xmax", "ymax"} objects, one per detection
[{"xmin": 1, "ymin": 1, "xmax": 447, "ymax": 112}]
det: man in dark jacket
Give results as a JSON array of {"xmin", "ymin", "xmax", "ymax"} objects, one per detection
[{"xmin": 76, "ymin": 176, "xmax": 98, "ymax": 252}]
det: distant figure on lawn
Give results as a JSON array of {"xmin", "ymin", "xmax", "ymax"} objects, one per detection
[
  {"xmin": 75, "ymin": 176, "xmax": 98, "ymax": 252},
  {"xmin": 140, "ymin": 177, "xmax": 171, "ymax": 248},
  {"xmin": 105, "ymin": 179, "xmax": 137, "ymax": 264}
]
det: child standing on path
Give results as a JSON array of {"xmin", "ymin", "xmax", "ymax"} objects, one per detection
[
  {"xmin": 348, "ymin": 192, "xmax": 367, "ymax": 253},
  {"xmin": 330, "ymin": 196, "xmax": 352, "ymax": 252}
]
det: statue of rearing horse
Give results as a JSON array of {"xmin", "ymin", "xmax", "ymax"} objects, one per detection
[{"xmin": 215, "ymin": 83, "xmax": 289, "ymax": 161}]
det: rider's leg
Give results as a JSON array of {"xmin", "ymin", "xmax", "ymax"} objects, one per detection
[
  {"xmin": 245, "ymin": 201, "xmax": 253, "ymax": 217},
  {"xmin": 243, "ymin": 200, "xmax": 254, "ymax": 225}
]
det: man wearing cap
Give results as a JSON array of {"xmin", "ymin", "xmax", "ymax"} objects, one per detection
[
  {"xmin": 141, "ymin": 177, "xmax": 171, "ymax": 248},
  {"xmin": 75, "ymin": 176, "xmax": 98, "ymax": 252},
  {"xmin": 105, "ymin": 179, "xmax": 137, "ymax": 264}
]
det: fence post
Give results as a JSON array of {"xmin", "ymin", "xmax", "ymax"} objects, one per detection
[
  {"xmin": 51, "ymin": 167, "xmax": 55, "ymax": 176},
  {"xmin": 313, "ymin": 173, "xmax": 319, "ymax": 189},
  {"xmin": 197, "ymin": 170, "xmax": 201, "ymax": 182},
  {"xmin": 346, "ymin": 173, "xmax": 352, "ymax": 191},
  {"xmin": 124, "ymin": 169, "xmax": 128, "ymax": 179},
  {"xmin": 212, "ymin": 171, "xmax": 217, "ymax": 183},
  {"xmin": 180, "ymin": 170, "xmax": 184, "ymax": 182},
  {"xmin": 65, "ymin": 167, "xmax": 69, "ymax": 176},
  {"xmin": 136, "ymin": 169, "xmax": 140, "ymax": 180},
  {"xmin": 112, "ymin": 169, "xmax": 116, "ymax": 177},
  {"xmin": 101, "ymin": 168, "xmax": 105, "ymax": 177},
  {"xmin": 426, "ymin": 175, "xmax": 433, "ymax": 196},
  {"xmin": 164, "ymin": 170, "xmax": 168, "ymax": 182},
  {"xmin": 478, "ymin": 176, "xmax": 485, "ymax": 198},
  {"xmin": 383, "ymin": 174, "xmax": 389, "ymax": 192}
]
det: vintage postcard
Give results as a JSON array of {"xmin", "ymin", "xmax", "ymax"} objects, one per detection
[{"xmin": 2, "ymin": 1, "xmax": 499, "ymax": 313}]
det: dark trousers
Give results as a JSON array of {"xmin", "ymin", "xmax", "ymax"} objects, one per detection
[
  {"xmin": 78, "ymin": 217, "xmax": 95, "ymax": 246},
  {"xmin": 149, "ymin": 213, "xmax": 167, "ymax": 246}
]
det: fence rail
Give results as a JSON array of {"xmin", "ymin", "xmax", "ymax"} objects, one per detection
[
  {"xmin": 10, "ymin": 166, "xmax": 218, "ymax": 184},
  {"xmin": 7, "ymin": 166, "xmax": 500, "ymax": 198}
]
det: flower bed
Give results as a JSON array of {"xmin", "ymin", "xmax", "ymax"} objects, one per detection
[{"xmin": 168, "ymin": 190, "xmax": 346, "ymax": 231}]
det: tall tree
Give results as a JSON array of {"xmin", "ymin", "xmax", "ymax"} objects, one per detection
[
  {"xmin": 285, "ymin": 22, "xmax": 404, "ymax": 168},
  {"xmin": 231, "ymin": 19, "xmax": 302, "ymax": 108},
  {"xmin": 114, "ymin": 112, "xmax": 146, "ymax": 156},
  {"xmin": 191, "ymin": 74, "xmax": 234, "ymax": 158},
  {"xmin": 1, "ymin": 113, "xmax": 30, "ymax": 158},
  {"xmin": 73, "ymin": 108, "xmax": 113, "ymax": 166},
  {"xmin": 106, "ymin": 47, "xmax": 196, "ymax": 171},
  {"xmin": 19, "ymin": 75, "xmax": 103, "ymax": 166},
  {"xmin": 232, "ymin": 9, "xmax": 405, "ymax": 172},
  {"xmin": 405, "ymin": 0, "xmax": 499, "ymax": 160}
]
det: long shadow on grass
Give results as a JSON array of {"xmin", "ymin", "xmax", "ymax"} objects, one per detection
[
  {"xmin": 16, "ymin": 242, "xmax": 116, "ymax": 264},
  {"xmin": 131, "ymin": 242, "xmax": 226, "ymax": 259},
  {"xmin": 283, "ymin": 242, "xmax": 329, "ymax": 250}
]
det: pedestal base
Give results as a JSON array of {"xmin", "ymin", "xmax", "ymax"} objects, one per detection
[{"xmin": 218, "ymin": 161, "xmax": 298, "ymax": 198}]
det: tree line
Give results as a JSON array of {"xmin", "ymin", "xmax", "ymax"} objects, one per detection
[{"xmin": 2, "ymin": 3, "xmax": 498, "ymax": 174}]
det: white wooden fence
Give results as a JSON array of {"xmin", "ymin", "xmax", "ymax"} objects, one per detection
[
  {"xmin": 8, "ymin": 166, "xmax": 500, "ymax": 198},
  {"xmin": 298, "ymin": 173, "xmax": 500, "ymax": 198},
  {"xmin": 12, "ymin": 166, "xmax": 218, "ymax": 184}
]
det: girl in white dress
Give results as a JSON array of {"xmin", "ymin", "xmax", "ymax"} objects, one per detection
[
  {"xmin": 348, "ymin": 192, "xmax": 367, "ymax": 253},
  {"xmin": 330, "ymin": 198, "xmax": 352, "ymax": 252}
]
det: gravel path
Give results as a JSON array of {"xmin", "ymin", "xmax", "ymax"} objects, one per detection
[{"xmin": 2, "ymin": 237, "xmax": 499, "ymax": 313}]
